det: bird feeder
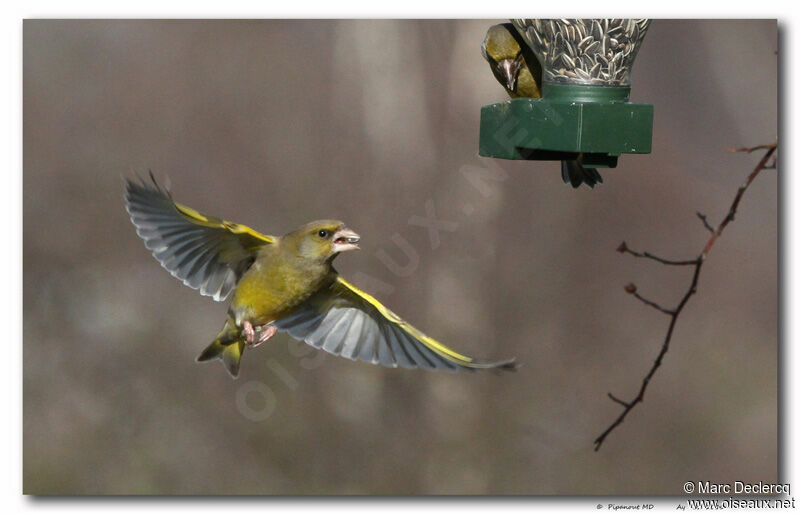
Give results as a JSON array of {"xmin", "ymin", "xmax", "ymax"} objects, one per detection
[{"xmin": 479, "ymin": 19, "xmax": 654, "ymax": 168}]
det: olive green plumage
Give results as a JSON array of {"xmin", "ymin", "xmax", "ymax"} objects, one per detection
[
  {"xmin": 231, "ymin": 220, "xmax": 344, "ymax": 327},
  {"xmin": 481, "ymin": 23, "xmax": 542, "ymax": 99},
  {"xmin": 481, "ymin": 23, "xmax": 603, "ymax": 189},
  {"xmin": 125, "ymin": 175, "xmax": 516, "ymax": 377}
]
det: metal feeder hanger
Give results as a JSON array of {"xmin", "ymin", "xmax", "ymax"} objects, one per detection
[{"xmin": 479, "ymin": 19, "xmax": 654, "ymax": 169}]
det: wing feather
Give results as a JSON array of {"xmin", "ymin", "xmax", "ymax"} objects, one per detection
[
  {"xmin": 272, "ymin": 277, "xmax": 516, "ymax": 371},
  {"xmin": 125, "ymin": 175, "xmax": 276, "ymax": 301}
]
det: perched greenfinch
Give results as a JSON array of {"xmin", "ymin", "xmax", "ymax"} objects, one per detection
[
  {"xmin": 125, "ymin": 176, "xmax": 516, "ymax": 377},
  {"xmin": 481, "ymin": 23, "xmax": 603, "ymax": 189}
]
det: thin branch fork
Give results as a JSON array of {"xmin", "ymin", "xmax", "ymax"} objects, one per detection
[
  {"xmin": 696, "ymin": 212, "xmax": 714, "ymax": 233},
  {"xmin": 594, "ymin": 143, "xmax": 777, "ymax": 452},
  {"xmin": 616, "ymin": 242, "xmax": 698, "ymax": 266},
  {"xmin": 728, "ymin": 141, "xmax": 777, "ymax": 154}
]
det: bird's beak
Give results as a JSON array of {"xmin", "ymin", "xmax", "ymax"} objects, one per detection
[
  {"xmin": 499, "ymin": 58, "xmax": 519, "ymax": 91},
  {"xmin": 332, "ymin": 227, "xmax": 360, "ymax": 253}
]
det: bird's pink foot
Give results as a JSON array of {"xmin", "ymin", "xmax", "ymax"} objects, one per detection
[
  {"xmin": 242, "ymin": 320, "xmax": 256, "ymax": 345},
  {"xmin": 250, "ymin": 324, "xmax": 277, "ymax": 348}
]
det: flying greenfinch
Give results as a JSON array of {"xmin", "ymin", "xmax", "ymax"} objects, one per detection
[
  {"xmin": 481, "ymin": 23, "xmax": 603, "ymax": 189},
  {"xmin": 125, "ymin": 175, "xmax": 516, "ymax": 378}
]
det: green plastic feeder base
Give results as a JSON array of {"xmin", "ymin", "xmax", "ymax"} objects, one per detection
[{"xmin": 479, "ymin": 84, "xmax": 653, "ymax": 168}]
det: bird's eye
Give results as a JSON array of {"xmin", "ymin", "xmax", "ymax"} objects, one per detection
[{"xmin": 318, "ymin": 230, "xmax": 329, "ymax": 238}]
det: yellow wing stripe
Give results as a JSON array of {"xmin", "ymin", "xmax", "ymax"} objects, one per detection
[
  {"xmin": 174, "ymin": 202, "xmax": 276, "ymax": 244},
  {"xmin": 335, "ymin": 277, "xmax": 475, "ymax": 365}
]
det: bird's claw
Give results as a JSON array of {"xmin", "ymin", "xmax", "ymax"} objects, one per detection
[
  {"xmin": 242, "ymin": 321, "xmax": 277, "ymax": 348},
  {"xmin": 252, "ymin": 325, "xmax": 277, "ymax": 348},
  {"xmin": 242, "ymin": 320, "xmax": 256, "ymax": 345}
]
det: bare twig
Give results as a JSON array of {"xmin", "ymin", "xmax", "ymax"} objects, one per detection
[
  {"xmin": 696, "ymin": 212, "xmax": 714, "ymax": 233},
  {"xmin": 594, "ymin": 143, "xmax": 777, "ymax": 452},
  {"xmin": 616, "ymin": 243, "xmax": 698, "ymax": 266},
  {"xmin": 728, "ymin": 141, "xmax": 777, "ymax": 154},
  {"xmin": 631, "ymin": 291, "xmax": 677, "ymax": 315},
  {"xmin": 608, "ymin": 393, "xmax": 630, "ymax": 408}
]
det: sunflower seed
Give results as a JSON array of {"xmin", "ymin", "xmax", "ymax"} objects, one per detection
[
  {"xmin": 592, "ymin": 20, "xmax": 603, "ymax": 40},
  {"xmin": 510, "ymin": 18, "xmax": 651, "ymax": 86}
]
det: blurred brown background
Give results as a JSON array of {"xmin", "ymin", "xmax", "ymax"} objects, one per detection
[{"xmin": 23, "ymin": 20, "xmax": 777, "ymax": 495}]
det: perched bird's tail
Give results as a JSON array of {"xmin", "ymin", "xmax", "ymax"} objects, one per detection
[
  {"xmin": 197, "ymin": 317, "xmax": 245, "ymax": 377},
  {"xmin": 561, "ymin": 159, "xmax": 603, "ymax": 189}
]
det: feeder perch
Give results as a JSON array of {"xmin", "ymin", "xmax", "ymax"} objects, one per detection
[{"xmin": 479, "ymin": 19, "xmax": 654, "ymax": 168}]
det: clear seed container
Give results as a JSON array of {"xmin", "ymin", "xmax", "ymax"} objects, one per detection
[{"xmin": 513, "ymin": 18, "xmax": 650, "ymax": 86}]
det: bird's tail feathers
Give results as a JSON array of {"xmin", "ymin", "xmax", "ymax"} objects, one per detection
[
  {"xmin": 197, "ymin": 317, "xmax": 245, "ymax": 378},
  {"xmin": 561, "ymin": 159, "xmax": 603, "ymax": 189}
]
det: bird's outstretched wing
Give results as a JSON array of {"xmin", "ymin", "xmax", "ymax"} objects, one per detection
[
  {"xmin": 273, "ymin": 276, "xmax": 516, "ymax": 371},
  {"xmin": 125, "ymin": 174, "xmax": 276, "ymax": 301}
]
